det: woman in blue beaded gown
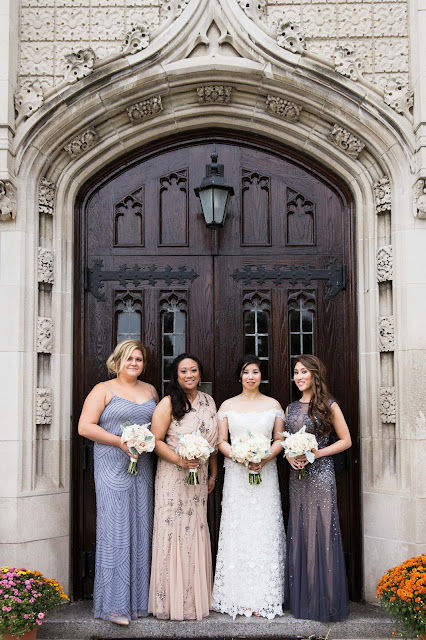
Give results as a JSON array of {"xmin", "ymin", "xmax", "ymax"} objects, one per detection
[
  {"xmin": 284, "ymin": 354, "xmax": 351, "ymax": 622},
  {"xmin": 78, "ymin": 339, "xmax": 158, "ymax": 626}
]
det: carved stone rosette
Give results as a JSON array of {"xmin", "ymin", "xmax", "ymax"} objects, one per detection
[
  {"xmin": 380, "ymin": 387, "xmax": 396, "ymax": 423},
  {"xmin": 122, "ymin": 23, "xmax": 150, "ymax": 55},
  {"xmin": 377, "ymin": 245, "xmax": 393, "ymax": 282},
  {"xmin": 126, "ymin": 96, "xmax": 163, "ymax": 123},
  {"xmin": 64, "ymin": 48, "xmax": 96, "ymax": 84},
  {"xmin": 414, "ymin": 179, "xmax": 426, "ymax": 220},
  {"xmin": 334, "ymin": 45, "xmax": 363, "ymax": 81},
  {"xmin": 37, "ymin": 317, "xmax": 53, "ymax": 354},
  {"xmin": 276, "ymin": 21, "xmax": 305, "ymax": 54},
  {"xmin": 383, "ymin": 78, "xmax": 413, "ymax": 117},
  {"xmin": 0, "ymin": 181, "xmax": 17, "ymax": 222},
  {"xmin": 64, "ymin": 128, "xmax": 99, "ymax": 157},
  {"xmin": 374, "ymin": 176, "xmax": 391, "ymax": 214},
  {"xmin": 265, "ymin": 96, "xmax": 302, "ymax": 122},
  {"xmin": 14, "ymin": 80, "xmax": 44, "ymax": 126},
  {"xmin": 39, "ymin": 178, "xmax": 56, "ymax": 216},
  {"xmin": 38, "ymin": 248, "xmax": 54, "ymax": 284},
  {"xmin": 378, "ymin": 316, "xmax": 395, "ymax": 352},
  {"xmin": 36, "ymin": 388, "xmax": 53, "ymax": 425},
  {"xmin": 196, "ymin": 86, "xmax": 233, "ymax": 104},
  {"xmin": 328, "ymin": 125, "xmax": 365, "ymax": 159}
]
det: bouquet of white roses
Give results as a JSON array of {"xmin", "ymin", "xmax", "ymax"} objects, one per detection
[
  {"xmin": 280, "ymin": 425, "xmax": 318, "ymax": 479},
  {"xmin": 121, "ymin": 420, "xmax": 155, "ymax": 475},
  {"xmin": 176, "ymin": 430, "xmax": 215, "ymax": 485},
  {"xmin": 230, "ymin": 432, "xmax": 271, "ymax": 485}
]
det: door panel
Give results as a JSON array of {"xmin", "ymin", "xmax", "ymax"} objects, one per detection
[{"xmin": 73, "ymin": 135, "xmax": 360, "ymax": 601}]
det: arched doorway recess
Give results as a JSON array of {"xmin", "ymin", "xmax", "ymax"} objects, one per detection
[{"xmin": 73, "ymin": 131, "xmax": 360, "ymax": 601}]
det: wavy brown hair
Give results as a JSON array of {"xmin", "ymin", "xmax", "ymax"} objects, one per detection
[{"xmin": 295, "ymin": 354, "xmax": 334, "ymax": 437}]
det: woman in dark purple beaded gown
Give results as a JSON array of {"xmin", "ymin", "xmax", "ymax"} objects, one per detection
[
  {"xmin": 284, "ymin": 355, "xmax": 352, "ymax": 622},
  {"xmin": 78, "ymin": 339, "xmax": 158, "ymax": 626}
]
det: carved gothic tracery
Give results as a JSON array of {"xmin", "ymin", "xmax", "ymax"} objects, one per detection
[
  {"xmin": 377, "ymin": 245, "xmax": 393, "ymax": 282},
  {"xmin": 378, "ymin": 316, "xmax": 395, "ymax": 352},
  {"xmin": 328, "ymin": 125, "xmax": 365, "ymax": 159},
  {"xmin": 64, "ymin": 48, "xmax": 96, "ymax": 84},
  {"xmin": 374, "ymin": 176, "xmax": 391, "ymax": 214},
  {"xmin": 114, "ymin": 190, "xmax": 144, "ymax": 246},
  {"xmin": 39, "ymin": 178, "xmax": 56, "ymax": 216},
  {"xmin": 276, "ymin": 21, "xmax": 305, "ymax": 54},
  {"xmin": 286, "ymin": 192, "xmax": 315, "ymax": 245},
  {"xmin": 38, "ymin": 248, "xmax": 54, "ymax": 284},
  {"xmin": 64, "ymin": 128, "xmax": 99, "ymax": 157},
  {"xmin": 196, "ymin": 86, "xmax": 233, "ymax": 104},
  {"xmin": 37, "ymin": 317, "xmax": 53, "ymax": 354},
  {"xmin": 36, "ymin": 388, "xmax": 52, "ymax": 425},
  {"xmin": 122, "ymin": 23, "xmax": 150, "ymax": 55},
  {"xmin": 126, "ymin": 97, "xmax": 163, "ymax": 123},
  {"xmin": 0, "ymin": 181, "xmax": 17, "ymax": 222},
  {"xmin": 380, "ymin": 387, "xmax": 396, "ymax": 423},
  {"xmin": 265, "ymin": 96, "xmax": 302, "ymax": 122}
]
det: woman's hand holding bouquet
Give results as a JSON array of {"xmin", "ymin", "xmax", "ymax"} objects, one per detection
[
  {"xmin": 280, "ymin": 425, "xmax": 318, "ymax": 479},
  {"xmin": 230, "ymin": 432, "xmax": 271, "ymax": 485},
  {"xmin": 121, "ymin": 421, "xmax": 155, "ymax": 474},
  {"xmin": 176, "ymin": 430, "xmax": 215, "ymax": 485}
]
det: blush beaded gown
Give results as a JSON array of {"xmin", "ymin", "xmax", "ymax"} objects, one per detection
[{"xmin": 284, "ymin": 400, "xmax": 349, "ymax": 622}]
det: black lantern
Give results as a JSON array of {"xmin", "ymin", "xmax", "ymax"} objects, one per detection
[{"xmin": 194, "ymin": 150, "xmax": 234, "ymax": 229}]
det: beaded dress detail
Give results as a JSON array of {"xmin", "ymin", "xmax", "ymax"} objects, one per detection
[
  {"xmin": 284, "ymin": 400, "xmax": 349, "ymax": 622},
  {"xmin": 211, "ymin": 408, "xmax": 285, "ymax": 619},
  {"xmin": 93, "ymin": 388, "xmax": 156, "ymax": 622}
]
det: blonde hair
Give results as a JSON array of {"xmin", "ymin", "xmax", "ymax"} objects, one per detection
[{"xmin": 106, "ymin": 339, "xmax": 147, "ymax": 376}]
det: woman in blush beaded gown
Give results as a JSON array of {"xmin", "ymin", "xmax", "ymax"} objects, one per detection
[
  {"xmin": 78, "ymin": 339, "xmax": 158, "ymax": 626},
  {"xmin": 284, "ymin": 354, "xmax": 352, "ymax": 622},
  {"xmin": 211, "ymin": 354, "xmax": 286, "ymax": 620}
]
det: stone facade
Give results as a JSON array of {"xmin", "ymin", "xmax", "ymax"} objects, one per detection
[{"xmin": 0, "ymin": 0, "xmax": 425, "ymax": 606}]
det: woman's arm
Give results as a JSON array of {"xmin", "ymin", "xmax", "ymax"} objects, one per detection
[
  {"xmin": 151, "ymin": 398, "xmax": 199, "ymax": 469},
  {"xmin": 313, "ymin": 402, "xmax": 352, "ymax": 459},
  {"xmin": 207, "ymin": 453, "xmax": 218, "ymax": 494},
  {"xmin": 217, "ymin": 415, "xmax": 232, "ymax": 459},
  {"xmin": 78, "ymin": 384, "xmax": 130, "ymax": 455}
]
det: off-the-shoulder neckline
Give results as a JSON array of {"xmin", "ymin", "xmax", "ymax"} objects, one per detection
[{"xmin": 218, "ymin": 408, "xmax": 283, "ymax": 416}]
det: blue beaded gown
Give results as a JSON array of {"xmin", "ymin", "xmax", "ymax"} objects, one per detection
[
  {"xmin": 284, "ymin": 400, "xmax": 349, "ymax": 622},
  {"xmin": 93, "ymin": 384, "xmax": 156, "ymax": 622}
]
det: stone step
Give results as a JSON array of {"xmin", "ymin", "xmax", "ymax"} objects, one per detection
[{"xmin": 37, "ymin": 601, "xmax": 395, "ymax": 640}]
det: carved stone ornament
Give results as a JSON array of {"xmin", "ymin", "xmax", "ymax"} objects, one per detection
[
  {"xmin": 380, "ymin": 386, "xmax": 396, "ymax": 423},
  {"xmin": 378, "ymin": 316, "xmax": 395, "ymax": 352},
  {"xmin": 39, "ymin": 178, "xmax": 56, "ymax": 216},
  {"xmin": 37, "ymin": 317, "xmax": 53, "ymax": 354},
  {"xmin": 126, "ymin": 96, "xmax": 163, "ymax": 123},
  {"xmin": 36, "ymin": 388, "xmax": 53, "ymax": 425},
  {"xmin": 64, "ymin": 128, "xmax": 99, "ymax": 157},
  {"xmin": 0, "ymin": 181, "xmax": 17, "ymax": 222},
  {"xmin": 64, "ymin": 48, "xmax": 96, "ymax": 84},
  {"xmin": 414, "ymin": 179, "xmax": 426, "ymax": 220},
  {"xmin": 265, "ymin": 95, "xmax": 302, "ymax": 122},
  {"xmin": 122, "ymin": 23, "xmax": 150, "ymax": 55},
  {"xmin": 160, "ymin": 0, "xmax": 190, "ymax": 19},
  {"xmin": 196, "ymin": 86, "xmax": 233, "ymax": 104},
  {"xmin": 38, "ymin": 247, "xmax": 54, "ymax": 284},
  {"xmin": 373, "ymin": 176, "xmax": 391, "ymax": 214},
  {"xmin": 237, "ymin": 0, "xmax": 266, "ymax": 20},
  {"xmin": 377, "ymin": 245, "xmax": 393, "ymax": 282},
  {"xmin": 334, "ymin": 45, "xmax": 363, "ymax": 81},
  {"xmin": 328, "ymin": 125, "xmax": 365, "ymax": 159},
  {"xmin": 14, "ymin": 81, "xmax": 44, "ymax": 126},
  {"xmin": 276, "ymin": 21, "xmax": 306, "ymax": 55},
  {"xmin": 383, "ymin": 78, "xmax": 414, "ymax": 117}
]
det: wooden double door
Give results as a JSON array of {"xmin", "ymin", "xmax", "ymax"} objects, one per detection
[{"xmin": 73, "ymin": 135, "xmax": 360, "ymax": 601}]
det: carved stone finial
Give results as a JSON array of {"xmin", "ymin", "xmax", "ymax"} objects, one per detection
[
  {"xmin": 378, "ymin": 316, "xmax": 395, "ymax": 352},
  {"xmin": 276, "ymin": 21, "xmax": 305, "ymax": 54},
  {"xmin": 265, "ymin": 95, "xmax": 302, "ymax": 122},
  {"xmin": 377, "ymin": 245, "xmax": 393, "ymax": 282},
  {"xmin": 196, "ymin": 86, "xmax": 233, "ymax": 104},
  {"xmin": 373, "ymin": 176, "xmax": 391, "ymax": 214},
  {"xmin": 328, "ymin": 125, "xmax": 365, "ymax": 159},
  {"xmin": 64, "ymin": 128, "xmax": 99, "ymax": 157},
  {"xmin": 126, "ymin": 96, "xmax": 163, "ymax": 123},
  {"xmin": 414, "ymin": 179, "xmax": 426, "ymax": 219},
  {"xmin": 14, "ymin": 81, "xmax": 44, "ymax": 125},
  {"xmin": 0, "ymin": 181, "xmax": 17, "ymax": 221},
  {"xmin": 383, "ymin": 78, "xmax": 413, "ymax": 117},
  {"xmin": 334, "ymin": 45, "xmax": 363, "ymax": 81},
  {"xmin": 122, "ymin": 23, "xmax": 150, "ymax": 55},
  {"xmin": 64, "ymin": 48, "xmax": 96, "ymax": 84},
  {"xmin": 237, "ymin": 0, "xmax": 266, "ymax": 20},
  {"xmin": 36, "ymin": 388, "xmax": 52, "ymax": 425},
  {"xmin": 38, "ymin": 248, "xmax": 54, "ymax": 284},
  {"xmin": 39, "ymin": 178, "xmax": 56, "ymax": 216},
  {"xmin": 37, "ymin": 317, "xmax": 53, "ymax": 354},
  {"xmin": 380, "ymin": 387, "xmax": 396, "ymax": 423}
]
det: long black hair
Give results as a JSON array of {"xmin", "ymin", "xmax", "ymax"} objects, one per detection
[
  {"xmin": 168, "ymin": 353, "xmax": 204, "ymax": 420},
  {"xmin": 235, "ymin": 354, "xmax": 262, "ymax": 382}
]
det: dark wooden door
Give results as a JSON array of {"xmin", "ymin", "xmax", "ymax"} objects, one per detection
[{"xmin": 73, "ymin": 135, "xmax": 360, "ymax": 601}]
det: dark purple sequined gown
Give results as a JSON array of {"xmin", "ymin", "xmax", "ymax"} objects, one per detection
[{"xmin": 284, "ymin": 400, "xmax": 349, "ymax": 622}]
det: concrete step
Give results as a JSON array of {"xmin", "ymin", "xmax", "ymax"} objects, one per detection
[{"xmin": 37, "ymin": 601, "xmax": 395, "ymax": 640}]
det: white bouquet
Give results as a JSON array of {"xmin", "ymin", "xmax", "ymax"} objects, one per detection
[
  {"xmin": 176, "ymin": 430, "xmax": 215, "ymax": 485},
  {"xmin": 121, "ymin": 420, "xmax": 155, "ymax": 475},
  {"xmin": 230, "ymin": 432, "xmax": 271, "ymax": 485},
  {"xmin": 280, "ymin": 425, "xmax": 318, "ymax": 479}
]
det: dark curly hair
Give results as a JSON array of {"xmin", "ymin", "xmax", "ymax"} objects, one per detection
[
  {"xmin": 235, "ymin": 354, "xmax": 262, "ymax": 382},
  {"xmin": 294, "ymin": 354, "xmax": 334, "ymax": 437},
  {"xmin": 168, "ymin": 353, "xmax": 204, "ymax": 420}
]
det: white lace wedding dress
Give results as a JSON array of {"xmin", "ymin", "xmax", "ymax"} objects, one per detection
[{"xmin": 211, "ymin": 409, "xmax": 285, "ymax": 619}]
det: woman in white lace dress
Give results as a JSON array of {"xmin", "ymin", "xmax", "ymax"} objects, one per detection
[{"xmin": 211, "ymin": 355, "xmax": 285, "ymax": 619}]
